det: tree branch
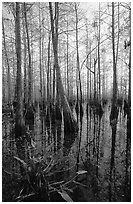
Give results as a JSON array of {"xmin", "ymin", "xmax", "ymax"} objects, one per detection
[
  {"xmin": 81, "ymin": 35, "xmax": 110, "ymax": 71},
  {"xmin": 85, "ymin": 64, "xmax": 94, "ymax": 74}
]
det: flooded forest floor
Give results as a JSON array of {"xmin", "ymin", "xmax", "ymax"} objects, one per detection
[{"xmin": 2, "ymin": 102, "xmax": 131, "ymax": 202}]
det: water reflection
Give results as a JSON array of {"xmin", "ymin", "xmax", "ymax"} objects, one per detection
[
  {"xmin": 63, "ymin": 132, "xmax": 77, "ymax": 157},
  {"xmin": 124, "ymin": 112, "xmax": 131, "ymax": 201},
  {"xmin": 109, "ymin": 122, "xmax": 117, "ymax": 201},
  {"xmin": 76, "ymin": 117, "xmax": 83, "ymax": 171},
  {"xmin": 2, "ymin": 102, "xmax": 131, "ymax": 201}
]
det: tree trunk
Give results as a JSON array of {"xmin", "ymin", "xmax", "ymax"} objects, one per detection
[
  {"xmin": 15, "ymin": 3, "xmax": 26, "ymax": 170},
  {"xmin": 75, "ymin": 3, "xmax": 82, "ymax": 104},
  {"xmin": 15, "ymin": 3, "xmax": 23, "ymax": 124},
  {"xmin": 39, "ymin": 3, "xmax": 43, "ymax": 105},
  {"xmin": 24, "ymin": 2, "xmax": 32, "ymax": 105},
  {"xmin": 98, "ymin": 3, "xmax": 101, "ymax": 102},
  {"xmin": 47, "ymin": 32, "xmax": 51, "ymax": 104},
  {"xmin": 112, "ymin": 2, "xmax": 117, "ymax": 104},
  {"xmin": 22, "ymin": 12, "xmax": 27, "ymax": 104},
  {"xmin": 30, "ymin": 17, "xmax": 34, "ymax": 104},
  {"xmin": 11, "ymin": 36, "xmax": 16, "ymax": 101},
  {"xmin": 89, "ymin": 43, "xmax": 92, "ymax": 102},
  {"xmin": 110, "ymin": 2, "xmax": 119, "ymax": 124},
  {"xmin": 85, "ymin": 20, "xmax": 89, "ymax": 101},
  {"xmin": 2, "ymin": 19, "xmax": 11, "ymax": 104},
  {"xmin": 127, "ymin": 8, "xmax": 131, "ymax": 143},
  {"xmin": 102, "ymin": 57, "xmax": 105, "ymax": 98},
  {"xmin": 42, "ymin": 11, "xmax": 46, "ymax": 106},
  {"xmin": 2, "ymin": 57, "xmax": 6, "ymax": 103},
  {"xmin": 115, "ymin": 3, "xmax": 120, "ymax": 67},
  {"xmin": 49, "ymin": 2, "xmax": 78, "ymax": 133},
  {"xmin": 66, "ymin": 16, "xmax": 69, "ymax": 98},
  {"xmin": 94, "ymin": 58, "xmax": 97, "ymax": 103},
  {"xmin": 128, "ymin": 8, "xmax": 131, "ymax": 108}
]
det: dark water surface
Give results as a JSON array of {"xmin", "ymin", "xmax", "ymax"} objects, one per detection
[{"xmin": 2, "ymin": 103, "xmax": 131, "ymax": 201}]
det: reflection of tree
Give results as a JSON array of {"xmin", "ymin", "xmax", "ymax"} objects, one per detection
[
  {"xmin": 45, "ymin": 117, "xmax": 51, "ymax": 146},
  {"xmin": 51, "ymin": 121, "xmax": 62, "ymax": 153},
  {"xmin": 93, "ymin": 113, "xmax": 96, "ymax": 155},
  {"xmin": 85, "ymin": 106, "xmax": 92, "ymax": 162},
  {"xmin": 46, "ymin": 119, "xmax": 62, "ymax": 153},
  {"xmin": 76, "ymin": 120, "xmax": 83, "ymax": 171},
  {"xmin": 92, "ymin": 113, "xmax": 101, "ymax": 198},
  {"xmin": 63, "ymin": 133, "xmax": 77, "ymax": 157},
  {"xmin": 99, "ymin": 113, "xmax": 105, "ymax": 158},
  {"xmin": 124, "ymin": 112, "xmax": 131, "ymax": 201},
  {"xmin": 109, "ymin": 124, "xmax": 117, "ymax": 201},
  {"xmin": 86, "ymin": 106, "xmax": 89, "ymax": 154},
  {"xmin": 96, "ymin": 115, "xmax": 101, "ymax": 180},
  {"xmin": 88, "ymin": 108, "xmax": 92, "ymax": 160},
  {"xmin": 40, "ymin": 118, "xmax": 46, "ymax": 155},
  {"xmin": 51, "ymin": 123, "xmax": 56, "ymax": 153},
  {"xmin": 57, "ymin": 121, "xmax": 62, "ymax": 150}
]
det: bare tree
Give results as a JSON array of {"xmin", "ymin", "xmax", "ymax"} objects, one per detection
[{"xmin": 49, "ymin": 2, "xmax": 78, "ymax": 133}]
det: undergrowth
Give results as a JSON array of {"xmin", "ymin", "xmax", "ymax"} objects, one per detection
[{"xmin": 3, "ymin": 154, "xmax": 88, "ymax": 202}]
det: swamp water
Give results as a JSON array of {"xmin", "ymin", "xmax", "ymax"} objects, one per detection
[{"xmin": 2, "ymin": 103, "xmax": 131, "ymax": 202}]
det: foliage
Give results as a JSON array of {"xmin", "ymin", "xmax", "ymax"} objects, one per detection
[{"xmin": 3, "ymin": 154, "xmax": 87, "ymax": 202}]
